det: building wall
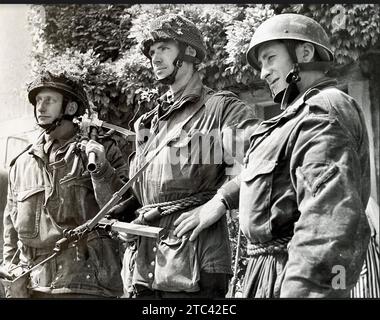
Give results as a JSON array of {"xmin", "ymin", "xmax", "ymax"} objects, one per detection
[
  {"xmin": 0, "ymin": 4, "xmax": 37, "ymax": 169},
  {"xmin": 361, "ymin": 51, "xmax": 380, "ymax": 202},
  {"xmin": 0, "ymin": 5, "xmax": 37, "ymax": 267}
]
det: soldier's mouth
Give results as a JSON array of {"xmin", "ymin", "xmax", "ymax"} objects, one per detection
[{"xmin": 269, "ymin": 79, "xmax": 279, "ymax": 87}]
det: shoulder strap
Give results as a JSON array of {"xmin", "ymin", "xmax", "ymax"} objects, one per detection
[
  {"xmin": 204, "ymin": 89, "xmax": 240, "ymax": 112},
  {"xmin": 9, "ymin": 144, "xmax": 32, "ymax": 167},
  {"xmin": 210, "ymin": 90, "xmax": 238, "ymax": 99}
]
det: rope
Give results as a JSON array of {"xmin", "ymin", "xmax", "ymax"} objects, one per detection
[
  {"xmin": 247, "ymin": 236, "xmax": 292, "ymax": 257},
  {"xmin": 137, "ymin": 191, "xmax": 216, "ymax": 218}
]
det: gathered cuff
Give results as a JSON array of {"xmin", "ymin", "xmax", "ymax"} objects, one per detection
[{"xmin": 217, "ymin": 177, "xmax": 240, "ymax": 210}]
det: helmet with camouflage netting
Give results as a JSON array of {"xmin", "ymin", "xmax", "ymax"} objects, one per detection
[
  {"xmin": 141, "ymin": 13, "xmax": 207, "ymax": 63},
  {"xmin": 27, "ymin": 71, "xmax": 89, "ymax": 116}
]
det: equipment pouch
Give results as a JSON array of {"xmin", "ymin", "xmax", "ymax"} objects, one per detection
[
  {"xmin": 152, "ymin": 230, "xmax": 200, "ymax": 292},
  {"xmin": 0, "ymin": 276, "xmax": 30, "ymax": 298}
]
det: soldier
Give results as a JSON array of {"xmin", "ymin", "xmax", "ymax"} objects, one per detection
[
  {"xmin": 1, "ymin": 71, "xmax": 129, "ymax": 298},
  {"xmin": 188, "ymin": 13, "xmax": 371, "ymax": 298},
  {"xmin": 121, "ymin": 13, "xmax": 260, "ymax": 298}
]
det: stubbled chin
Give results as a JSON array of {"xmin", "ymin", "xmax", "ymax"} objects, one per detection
[
  {"xmin": 270, "ymin": 84, "xmax": 285, "ymax": 98},
  {"xmin": 270, "ymin": 87, "xmax": 278, "ymax": 97},
  {"xmin": 155, "ymin": 69, "xmax": 166, "ymax": 76}
]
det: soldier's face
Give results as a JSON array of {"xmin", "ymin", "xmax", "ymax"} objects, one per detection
[
  {"xmin": 257, "ymin": 41, "xmax": 294, "ymax": 98},
  {"xmin": 149, "ymin": 40, "xmax": 180, "ymax": 80},
  {"xmin": 35, "ymin": 88, "xmax": 64, "ymax": 125}
]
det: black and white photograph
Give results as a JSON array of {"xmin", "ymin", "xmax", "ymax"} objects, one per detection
[{"xmin": 0, "ymin": 2, "xmax": 378, "ymax": 314}]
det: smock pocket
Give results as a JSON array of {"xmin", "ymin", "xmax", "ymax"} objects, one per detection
[
  {"xmin": 15, "ymin": 187, "xmax": 45, "ymax": 239},
  {"xmin": 59, "ymin": 175, "xmax": 95, "ymax": 223},
  {"xmin": 85, "ymin": 231, "xmax": 123, "ymax": 295},
  {"xmin": 239, "ymin": 159, "xmax": 277, "ymax": 243},
  {"xmin": 240, "ymin": 159, "xmax": 277, "ymax": 212},
  {"xmin": 152, "ymin": 230, "xmax": 200, "ymax": 292}
]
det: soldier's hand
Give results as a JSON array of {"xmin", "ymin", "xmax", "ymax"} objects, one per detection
[
  {"xmin": 173, "ymin": 194, "xmax": 227, "ymax": 241},
  {"xmin": 0, "ymin": 265, "xmax": 15, "ymax": 280}
]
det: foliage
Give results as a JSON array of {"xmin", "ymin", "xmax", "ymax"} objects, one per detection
[
  {"xmin": 42, "ymin": 4, "xmax": 133, "ymax": 63},
  {"xmin": 272, "ymin": 4, "xmax": 380, "ymax": 65},
  {"xmin": 224, "ymin": 5, "xmax": 274, "ymax": 86},
  {"xmin": 28, "ymin": 3, "xmax": 379, "ymax": 121}
]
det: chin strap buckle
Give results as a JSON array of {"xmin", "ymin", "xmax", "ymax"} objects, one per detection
[{"xmin": 286, "ymin": 63, "xmax": 301, "ymax": 84}]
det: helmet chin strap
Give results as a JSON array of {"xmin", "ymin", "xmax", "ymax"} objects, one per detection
[
  {"xmin": 274, "ymin": 40, "xmax": 332, "ymax": 109},
  {"xmin": 272, "ymin": 63, "xmax": 301, "ymax": 110},
  {"xmin": 153, "ymin": 42, "xmax": 196, "ymax": 86},
  {"xmin": 275, "ymin": 63, "xmax": 329, "ymax": 110},
  {"xmin": 272, "ymin": 41, "xmax": 303, "ymax": 109},
  {"xmin": 35, "ymin": 106, "xmax": 75, "ymax": 134},
  {"xmin": 37, "ymin": 116, "xmax": 65, "ymax": 134},
  {"xmin": 155, "ymin": 58, "xmax": 182, "ymax": 85},
  {"xmin": 281, "ymin": 64, "xmax": 301, "ymax": 110}
]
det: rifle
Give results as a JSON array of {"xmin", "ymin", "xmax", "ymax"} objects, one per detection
[
  {"xmin": 1, "ymin": 124, "xmax": 181, "ymax": 290},
  {"xmin": 0, "ymin": 217, "xmax": 163, "ymax": 297},
  {"xmin": 74, "ymin": 112, "xmax": 135, "ymax": 140},
  {"xmin": 48, "ymin": 114, "xmax": 128, "ymax": 175},
  {"xmin": 74, "ymin": 112, "xmax": 136, "ymax": 173},
  {"xmin": 50, "ymin": 131, "xmax": 170, "ymax": 251}
]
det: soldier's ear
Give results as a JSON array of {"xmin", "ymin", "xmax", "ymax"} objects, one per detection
[
  {"xmin": 296, "ymin": 42, "xmax": 315, "ymax": 63},
  {"xmin": 185, "ymin": 45, "xmax": 197, "ymax": 57},
  {"xmin": 65, "ymin": 101, "xmax": 78, "ymax": 115}
]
